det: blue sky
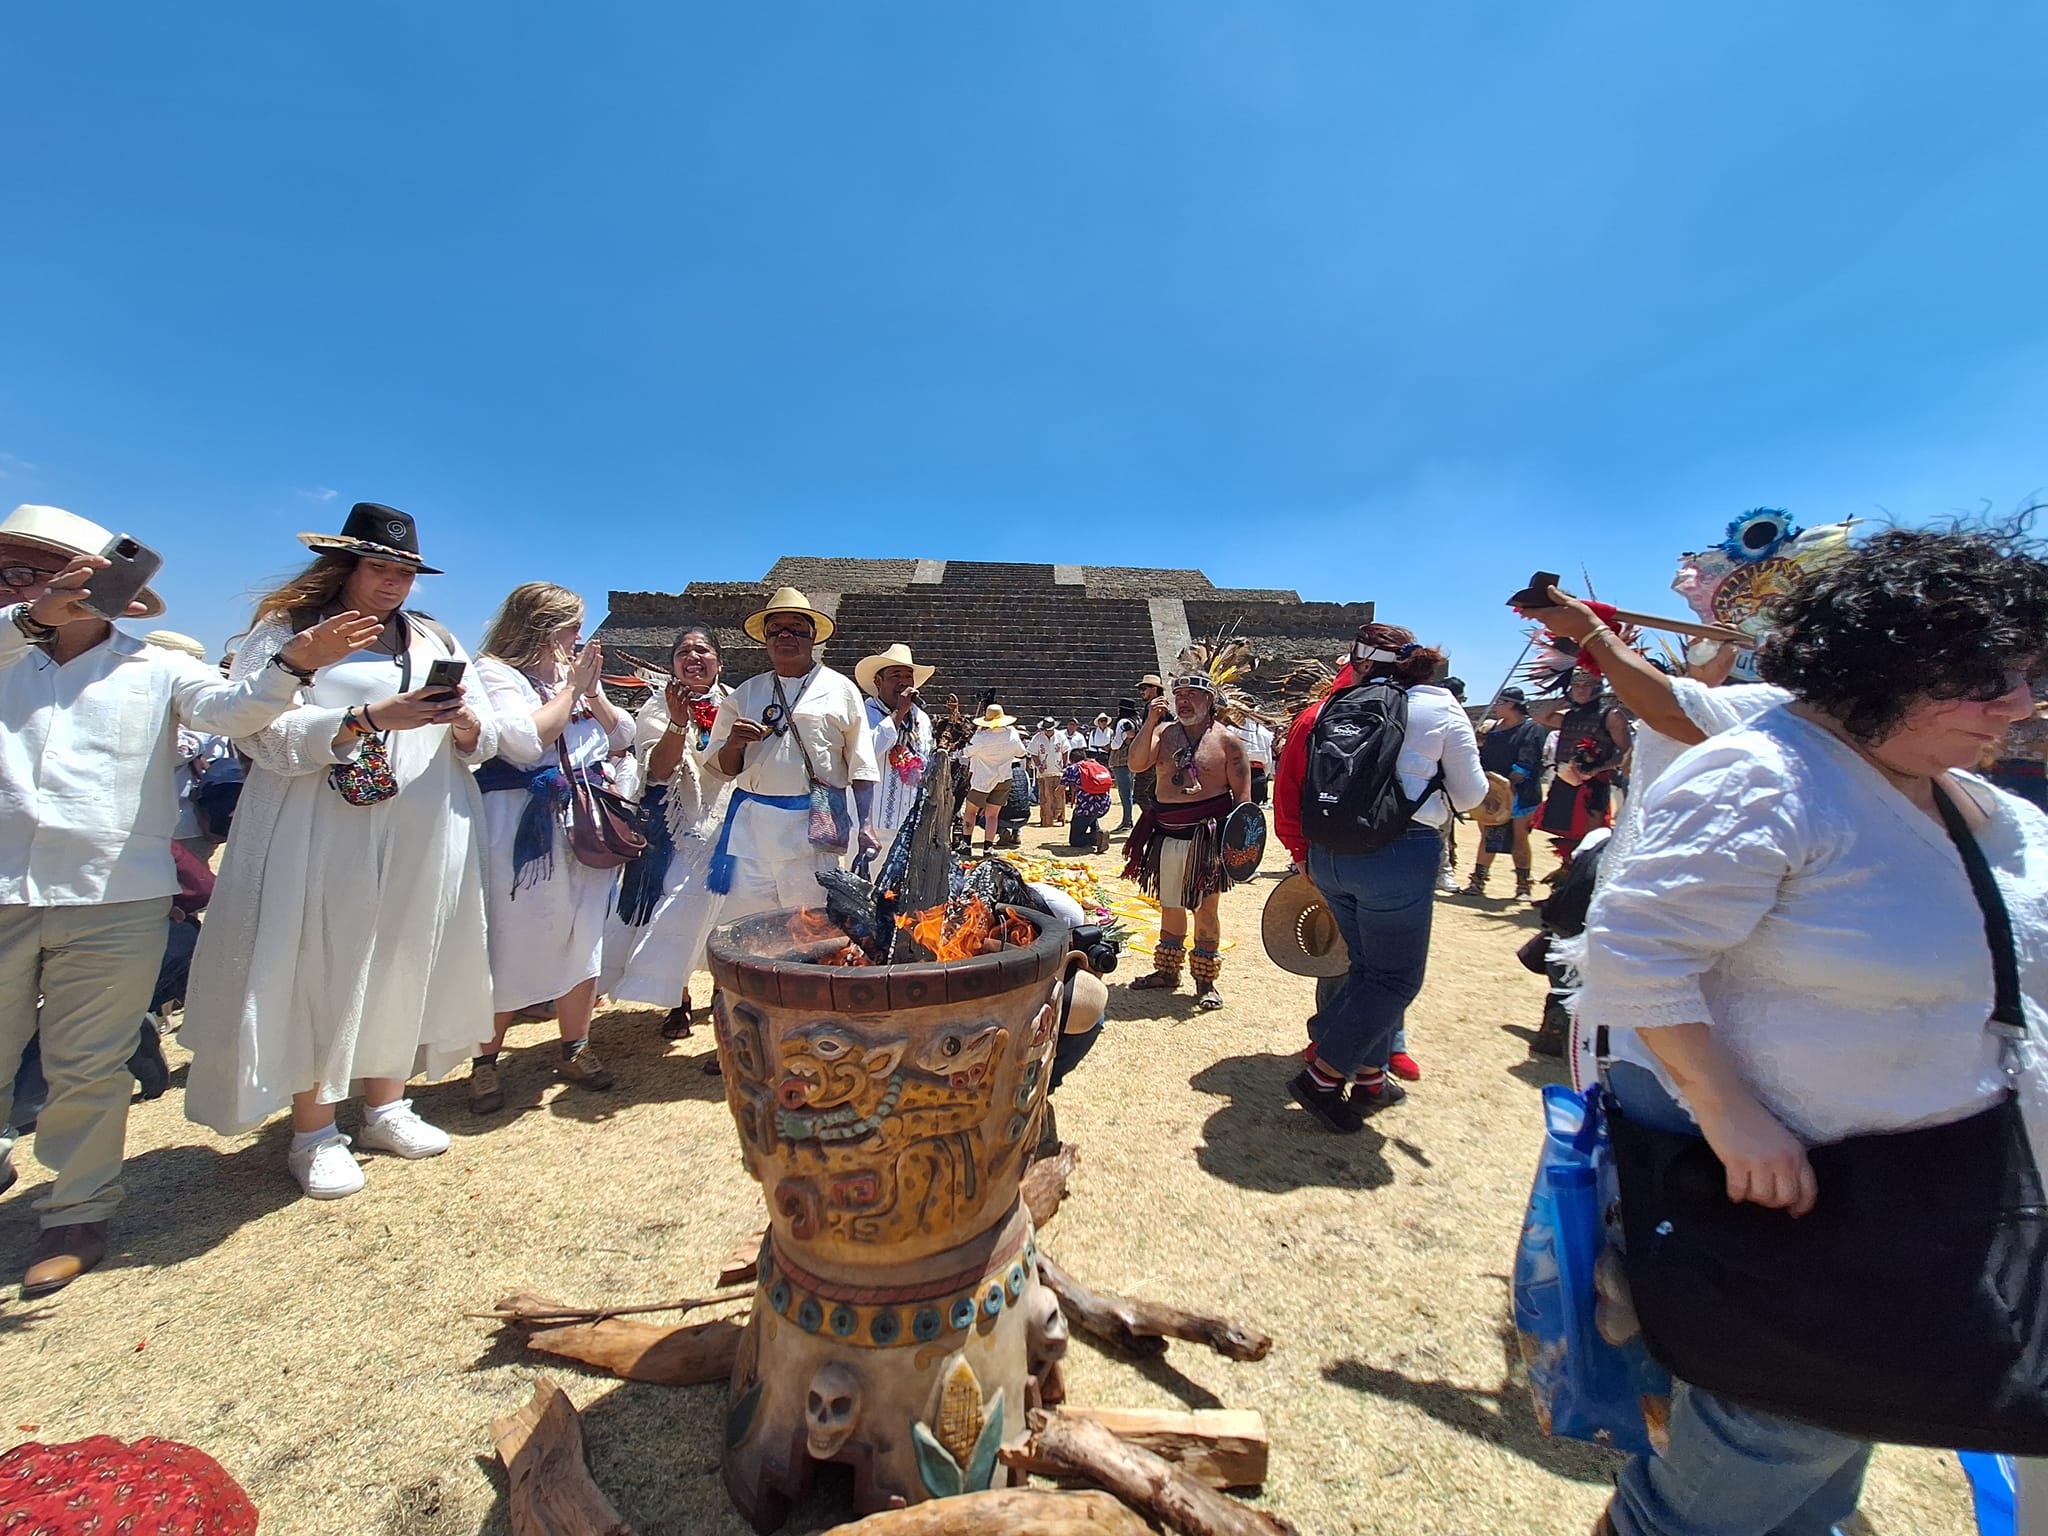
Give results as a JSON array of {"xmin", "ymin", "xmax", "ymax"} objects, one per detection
[{"xmin": 4, "ymin": 3, "xmax": 2044, "ymax": 693}]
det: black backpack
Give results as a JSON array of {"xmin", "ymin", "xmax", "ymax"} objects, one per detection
[{"xmin": 1297, "ymin": 679, "xmax": 1442, "ymax": 855}]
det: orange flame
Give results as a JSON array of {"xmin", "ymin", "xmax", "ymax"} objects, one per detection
[{"xmin": 897, "ymin": 894, "xmax": 1032, "ymax": 961}]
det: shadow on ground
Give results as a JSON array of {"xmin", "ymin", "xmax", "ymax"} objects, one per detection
[
  {"xmin": 1190, "ymin": 1052, "xmax": 1395, "ymax": 1193},
  {"xmin": 1323, "ymin": 1313, "xmax": 1623, "ymax": 1487},
  {"xmin": 417, "ymin": 1006, "xmax": 731, "ymax": 1136},
  {"xmin": 0, "ymin": 1132, "xmax": 299, "ymax": 1284}
]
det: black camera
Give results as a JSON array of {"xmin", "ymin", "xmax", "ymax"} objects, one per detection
[{"xmin": 1069, "ymin": 922, "xmax": 1119, "ymax": 975}]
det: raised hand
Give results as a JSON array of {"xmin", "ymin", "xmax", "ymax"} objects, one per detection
[
  {"xmin": 569, "ymin": 641, "xmax": 605, "ymax": 697},
  {"xmin": 279, "ymin": 610, "xmax": 385, "ymax": 673}
]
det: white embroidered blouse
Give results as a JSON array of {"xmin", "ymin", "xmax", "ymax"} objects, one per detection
[{"xmin": 1581, "ymin": 708, "xmax": 2048, "ymax": 1144}]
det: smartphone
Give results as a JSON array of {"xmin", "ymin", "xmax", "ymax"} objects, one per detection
[
  {"xmin": 79, "ymin": 534, "xmax": 164, "ymax": 620},
  {"xmin": 1507, "ymin": 569, "xmax": 1563, "ymax": 610},
  {"xmin": 423, "ymin": 658, "xmax": 467, "ymax": 700}
]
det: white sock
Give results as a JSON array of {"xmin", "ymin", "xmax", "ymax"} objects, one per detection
[
  {"xmin": 291, "ymin": 1126, "xmax": 340, "ymax": 1154},
  {"xmin": 363, "ymin": 1097, "xmax": 410, "ymax": 1125}
]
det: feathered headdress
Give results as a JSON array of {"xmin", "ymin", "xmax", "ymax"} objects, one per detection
[
  {"xmin": 1175, "ymin": 636, "xmax": 1269, "ymax": 723},
  {"xmin": 1673, "ymin": 510, "xmax": 1855, "ymax": 681}
]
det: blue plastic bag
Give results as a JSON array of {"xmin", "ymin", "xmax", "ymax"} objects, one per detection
[
  {"xmin": 1514, "ymin": 1083, "xmax": 1671, "ymax": 1458},
  {"xmin": 1960, "ymin": 1450, "xmax": 2016, "ymax": 1535}
]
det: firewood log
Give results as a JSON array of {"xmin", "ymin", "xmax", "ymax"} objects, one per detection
[
  {"xmin": 819, "ymin": 1487, "xmax": 1150, "ymax": 1535},
  {"xmin": 523, "ymin": 1316, "xmax": 743, "ymax": 1386},
  {"xmin": 488, "ymin": 1377, "xmax": 635, "ymax": 1536},
  {"xmin": 1038, "ymin": 1253, "xmax": 1273, "ymax": 1362},
  {"xmin": 1001, "ymin": 1407, "xmax": 1268, "ymax": 1489},
  {"xmin": 1021, "ymin": 1142, "xmax": 1077, "ymax": 1227},
  {"xmin": 1014, "ymin": 1408, "xmax": 1295, "ymax": 1536},
  {"xmin": 716, "ymin": 1230, "xmax": 767, "ymax": 1288}
]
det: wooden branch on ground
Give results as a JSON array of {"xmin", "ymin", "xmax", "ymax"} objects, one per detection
[
  {"xmin": 1021, "ymin": 1142, "xmax": 1077, "ymax": 1228},
  {"xmin": 1012, "ymin": 1408, "xmax": 1295, "ymax": 1536},
  {"xmin": 471, "ymin": 1290, "xmax": 745, "ymax": 1328},
  {"xmin": 488, "ymin": 1377, "xmax": 635, "ymax": 1536},
  {"xmin": 522, "ymin": 1316, "xmax": 744, "ymax": 1386},
  {"xmin": 818, "ymin": 1487, "xmax": 1151, "ymax": 1535},
  {"xmin": 717, "ymin": 1231, "xmax": 767, "ymax": 1288},
  {"xmin": 1038, "ymin": 1254, "xmax": 1273, "ymax": 1363},
  {"xmin": 1001, "ymin": 1408, "xmax": 1268, "ymax": 1490}
]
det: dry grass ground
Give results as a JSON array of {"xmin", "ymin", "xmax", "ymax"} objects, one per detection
[{"xmin": 0, "ymin": 823, "xmax": 1976, "ymax": 1535}]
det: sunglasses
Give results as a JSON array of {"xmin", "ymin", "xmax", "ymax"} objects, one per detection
[
  {"xmin": 0, "ymin": 563, "xmax": 65, "ymax": 588},
  {"xmin": 763, "ymin": 625, "xmax": 814, "ymax": 641}
]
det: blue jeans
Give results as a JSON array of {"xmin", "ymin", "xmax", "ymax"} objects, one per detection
[
  {"xmin": 1304, "ymin": 828, "xmax": 1441, "ymax": 1076},
  {"xmin": 1604, "ymin": 1064, "xmax": 1873, "ymax": 1536},
  {"xmin": 1111, "ymin": 765, "xmax": 1133, "ymax": 824}
]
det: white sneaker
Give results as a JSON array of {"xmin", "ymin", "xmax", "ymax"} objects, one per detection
[
  {"xmin": 1436, "ymin": 871, "xmax": 1462, "ymax": 894},
  {"xmin": 356, "ymin": 1099, "xmax": 451, "ymax": 1159},
  {"xmin": 288, "ymin": 1133, "xmax": 365, "ymax": 1199}
]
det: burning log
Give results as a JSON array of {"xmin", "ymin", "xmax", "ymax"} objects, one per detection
[
  {"xmin": 1009, "ymin": 1409, "xmax": 1295, "ymax": 1536},
  {"xmin": 489, "ymin": 1377, "xmax": 635, "ymax": 1536},
  {"xmin": 818, "ymin": 1488, "xmax": 1152, "ymax": 1535},
  {"xmin": 523, "ymin": 1316, "xmax": 744, "ymax": 1387},
  {"xmin": 1038, "ymin": 1254, "xmax": 1272, "ymax": 1363},
  {"xmin": 1021, "ymin": 1142, "xmax": 1077, "ymax": 1228},
  {"xmin": 1001, "ymin": 1408, "xmax": 1269, "ymax": 1490}
]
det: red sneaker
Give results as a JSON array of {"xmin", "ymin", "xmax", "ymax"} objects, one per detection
[{"xmin": 1388, "ymin": 1051, "xmax": 1422, "ymax": 1082}]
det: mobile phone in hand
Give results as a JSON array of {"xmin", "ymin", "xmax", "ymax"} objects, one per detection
[
  {"xmin": 423, "ymin": 658, "xmax": 467, "ymax": 700},
  {"xmin": 79, "ymin": 535, "xmax": 163, "ymax": 620}
]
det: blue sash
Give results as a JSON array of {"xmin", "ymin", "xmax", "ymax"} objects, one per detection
[
  {"xmin": 704, "ymin": 790, "xmax": 813, "ymax": 895},
  {"xmin": 474, "ymin": 757, "xmax": 570, "ymax": 896}
]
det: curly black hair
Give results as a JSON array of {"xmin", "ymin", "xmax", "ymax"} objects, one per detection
[{"xmin": 1756, "ymin": 520, "xmax": 2048, "ymax": 744}]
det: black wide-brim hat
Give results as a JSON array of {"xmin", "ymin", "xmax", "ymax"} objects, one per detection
[{"xmin": 298, "ymin": 502, "xmax": 442, "ymax": 574}]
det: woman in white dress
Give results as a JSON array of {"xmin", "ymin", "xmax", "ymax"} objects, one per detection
[
  {"xmin": 468, "ymin": 583, "xmax": 634, "ymax": 1113},
  {"xmin": 599, "ymin": 619, "xmax": 732, "ymax": 1040},
  {"xmin": 183, "ymin": 505, "xmax": 496, "ymax": 1200}
]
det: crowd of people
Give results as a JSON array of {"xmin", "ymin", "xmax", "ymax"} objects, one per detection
[{"xmin": 7, "ymin": 491, "xmax": 2048, "ymax": 1536}]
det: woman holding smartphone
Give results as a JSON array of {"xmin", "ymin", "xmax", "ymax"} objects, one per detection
[
  {"xmin": 468, "ymin": 583, "xmax": 635, "ymax": 1113},
  {"xmin": 599, "ymin": 619, "xmax": 732, "ymax": 1040},
  {"xmin": 184, "ymin": 503, "xmax": 496, "ymax": 1200}
]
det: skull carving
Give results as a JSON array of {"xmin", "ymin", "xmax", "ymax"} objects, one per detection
[
  {"xmin": 804, "ymin": 1360, "xmax": 863, "ymax": 1462},
  {"xmin": 1026, "ymin": 1287, "xmax": 1069, "ymax": 1375}
]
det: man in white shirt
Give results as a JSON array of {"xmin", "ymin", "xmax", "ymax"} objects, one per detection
[
  {"xmin": 1028, "ymin": 718, "xmax": 1065, "ymax": 826},
  {"xmin": 856, "ymin": 642, "xmax": 935, "ymax": 870},
  {"xmin": 0, "ymin": 504, "xmax": 374, "ymax": 1295},
  {"xmin": 1086, "ymin": 713, "xmax": 1115, "ymax": 760},
  {"xmin": 1231, "ymin": 714, "xmax": 1275, "ymax": 805},
  {"xmin": 704, "ymin": 588, "xmax": 880, "ymax": 920}
]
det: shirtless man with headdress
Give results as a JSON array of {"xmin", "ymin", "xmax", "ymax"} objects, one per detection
[{"xmin": 1123, "ymin": 673, "xmax": 1251, "ymax": 1010}]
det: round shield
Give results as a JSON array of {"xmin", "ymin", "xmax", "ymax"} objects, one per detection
[
  {"xmin": 1221, "ymin": 802, "xmax": 1268, "ymax": 884},
  {"xmin": 1471, "ymin": 772, "xmax": 1515, "ymax": 827}
]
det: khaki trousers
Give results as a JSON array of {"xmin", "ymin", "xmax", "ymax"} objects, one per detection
[{"xmin": 0, "ymin": 898, "xmax": 166, "ymax": 1227}]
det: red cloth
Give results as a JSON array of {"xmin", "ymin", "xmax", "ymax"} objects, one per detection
[
  {"xmin": 1273, "ymin": 661, "xmax": 1354, "ymax": 863},
  {"xmin": 0, "ymin": 1435, "xmax": 258, "ymax": 1535},
  {"xmin": 171, "ymin": 841, "xmax": 214, "ymax": 920}
]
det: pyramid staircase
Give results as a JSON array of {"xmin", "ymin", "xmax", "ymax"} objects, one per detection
[{"xmin": 828, "ymin": 562, "xmax": 1163, "ymax": 724}]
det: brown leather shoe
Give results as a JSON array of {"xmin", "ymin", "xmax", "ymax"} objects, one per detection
[
  {"xmin": 23, "ymin": 1221, "xmax": 108, "ymax": 1298},
  {"xmin": 468, "ymin": 1059, "xmax": 506, "ymax": 1115},
  {"xmin": 557, "ymin": 1046, "xmax": 614, "ymax": 1090}
]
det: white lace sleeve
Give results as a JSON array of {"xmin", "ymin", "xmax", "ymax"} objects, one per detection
[
  {"xmin": 477, "ymin": 656, "xmax": 545, "ymax": 767},
  {"xmin": 441, "ymin": 637, "xmax": 498, "ymax": 767},
  {"xmin": 229, "ymin": 616, "xmax": 356, "ymax": 777},
  {"xmin": 1580, "ymin": 741, "xmax": 1806, "ymax": 1034}
]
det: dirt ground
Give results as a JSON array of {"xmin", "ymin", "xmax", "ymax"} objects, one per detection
[{"xmin": 0, "ymin": 823, "xmax": 1977, "ymax": 1535}]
